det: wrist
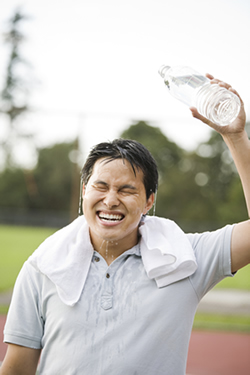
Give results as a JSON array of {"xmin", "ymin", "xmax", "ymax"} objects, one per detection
[{"xmin": 222, "ymin": 130, "xmax": 249, "ymax": 148}]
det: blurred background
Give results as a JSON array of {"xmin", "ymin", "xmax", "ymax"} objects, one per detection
[
  {"xmin": 0, "ymin": 2, "xmax": 250, "ymax": 372},
  {"xmin": 0, "ymin": 0, "xmax": 249, "ymax": 228}
]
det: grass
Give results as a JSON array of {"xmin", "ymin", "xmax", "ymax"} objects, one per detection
[
  {"xmin": 0, "ymin": 225, "xmax": 57, "ymax": 292},
  {"xmin": 0, "ymin": 305, "xmax": 9, "ymax": 315},
  {"xmin": 193, "ymin": 313, "xmax": 250, "ymax": 333},
  {"xmin": 215, "ymin": 264, "xmax": 250, "ymax": 290}
]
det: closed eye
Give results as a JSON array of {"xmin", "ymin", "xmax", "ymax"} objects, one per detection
[
  {"xmin": 92, "ymin": 181, "xmax": 108, "ymax": 191},
  {"xmin": 119, "ymin": 185, "xmax": 137, "ymax": 195}
]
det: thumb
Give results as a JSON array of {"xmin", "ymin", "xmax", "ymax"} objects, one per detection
[{"xmin": 189, "ymin": 107, "xmax": 209, "ymax": 124}]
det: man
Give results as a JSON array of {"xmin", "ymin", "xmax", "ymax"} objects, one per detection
[{"xmin": 1, "ymin": 76, "xmax": 250, "ymax": 375}]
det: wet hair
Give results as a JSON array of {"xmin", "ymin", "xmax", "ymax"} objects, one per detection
[{"xmin": 81, "ymin": 138, "xmax": 158, "ymax": 200}]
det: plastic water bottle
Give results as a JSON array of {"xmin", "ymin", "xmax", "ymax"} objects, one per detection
[{"xmin": 158, "ymin": 65, "xmax": 240, "ymax": 126}]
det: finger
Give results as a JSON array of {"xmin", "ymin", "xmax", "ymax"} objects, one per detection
[
  {"xmin": 205, "ymin": 73, "xmax": 214, "ymax": 80},
  {"xmin": 189, "ymin": 107, "xmax": 210, "ymax": 125},
  {"xmin": 208, "ymin": 77, "xmax": 222, "ymax": 85},
  {"xmin": 205, "ymin": 74, "xmax": 230, "ymax": 89},
  {"xmin": 205, "ymin": 74, "xmax": 234, "ymax": 91},
  {"xmin": 208, "ymin": 78, "xmax": 232, "ymax": 91},
  {"xmin": 229, "ymin": 87, "xmax": 244, "ymax": 104},
  {"xmin": 217, "ymin": 81, "xmax": 232, "ymax": 90},
  {"xmin": 189, "ymin": 107, "xmax": 228, "ymax": 132}
]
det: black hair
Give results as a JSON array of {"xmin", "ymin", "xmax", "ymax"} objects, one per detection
[{"xmin": 81, "ymin": 138, "xmax": 158, "ymax": 200}]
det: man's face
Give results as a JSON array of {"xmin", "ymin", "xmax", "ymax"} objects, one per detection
[{"xmin": 82, "ymin": 158, "xmax": 154, "ymax": 252}]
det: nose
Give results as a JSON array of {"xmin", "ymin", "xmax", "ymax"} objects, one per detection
[{"xmin": 103, "ymin": 189, "xmax": 120, "ymax": 208}]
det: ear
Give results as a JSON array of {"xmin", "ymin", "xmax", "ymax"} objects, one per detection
[
  {"xmin": 82, "ymin": 183, "xmax": 86, "ymax": 198},
  {"xmin": 78, "ymin": 182, "xmax": 86, "ymax": 216},
  {"xmin": 143, "ymin": 193, "xmax": 155, "ymax": 215},
  {"xmin": 81, "ymin": 183, "xmax": 86, "ymax": 214}
]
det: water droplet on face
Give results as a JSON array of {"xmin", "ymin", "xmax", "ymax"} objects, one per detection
[
  {"xmin": 100, "ymin": 240, "xmax": 106, "ymax": 250},
  {"xmin": 106, "ymin": 241, "xmax": 108, "ymax": 260},
  {"xmin": 152, "ymin": 189, "xmax": 158, "ymax": 216}
]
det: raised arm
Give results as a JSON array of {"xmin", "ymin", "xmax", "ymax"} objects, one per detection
[
  {"xmin": 0, "ymin": 344, "xmax": 41, "ymax": 375},
  {"xmin": 190, "ymin": 75, "xmax": 250, "ymax": 273}
]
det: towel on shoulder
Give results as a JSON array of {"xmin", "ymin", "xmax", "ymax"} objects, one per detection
[{"xmin": 28, "ymin": 215, "xmax": 197, "ymax": 305}]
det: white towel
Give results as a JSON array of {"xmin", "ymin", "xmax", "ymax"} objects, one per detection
[
  {"xmin": 29, "ymin": 216, "xmax": 93, "ymax": 306},
  {"xmin": 139, "ymin": 216, "xmax": 197, "ymax": 287},
  {"xmin": 28, "ymin": 215, "xmax": 197, "ymax": 305}
]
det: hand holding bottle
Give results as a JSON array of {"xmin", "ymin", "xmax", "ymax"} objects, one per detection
[
  {"xmin": 159, "ymin": 65, "xmax": 241, "ymax": 126},
  {"xmin": 190, "ymin": 74, "xmax": 246, "ymax": 137}
]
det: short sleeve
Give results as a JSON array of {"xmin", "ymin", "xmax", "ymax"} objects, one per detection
[
  {"xmin": 4, "ymin": 261, "xmax": 44, "ymax": 349},
  {"xmin": 186, "ymin": 224, "xmax": 234, "ymax": 300}
]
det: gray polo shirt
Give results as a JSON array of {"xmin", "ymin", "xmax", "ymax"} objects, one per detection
[{"xmin": 4, "ymin": 224, "xmax": 233, "ymax": 375}]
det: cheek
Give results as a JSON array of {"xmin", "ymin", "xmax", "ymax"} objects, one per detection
[
  {"xmin": 83, "ymin": 189, "xmax": 103, "ymax": 203},
  {"xmin": 127, "ymin": 198, "xmax": 147, "ymax": 216},
  {"xmin": 130, "ymin": 206, "xmax": 144, "ymax": 216},
  {"xmin": 82, "ymin": 191, "xmax": 95, "ymax": 214}
]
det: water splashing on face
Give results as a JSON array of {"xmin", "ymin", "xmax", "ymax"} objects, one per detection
[
  {"xmin": 99, "ymin": 240, "xmax": 115, "ymax": 264},
  {"xmin": 152, "ymin": 189, "xmax": 158, "ymax": 216},
  {"xmin": 100, "ymin": 240, "xmax": 106, "ymax": 251},
  {"xmin": 106, "ymin": 241, "xmax": 109, "ymax": 261}
]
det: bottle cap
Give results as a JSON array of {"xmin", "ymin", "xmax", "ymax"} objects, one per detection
[{"xmin": 158, "ymin": 65, "xmax": 171, "ymax": 78}]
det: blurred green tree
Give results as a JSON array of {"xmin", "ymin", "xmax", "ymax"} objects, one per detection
[
  {"xmin": 121, "ymin": 121, "xmax": 193, "ymax": 227},
  {"xmin": 120, "ymin": 120, "xmax": 249, "ymax": 232},
  {"xmin": 33, "ymin": 141, "xmax": 80, "ymax": 213},
  {"xmin": 0, "ymin": 9, "xmax": 34, "ymax": 168},
  {"xmin": 190, "ymin": 123, "xmax": 250, "ymax": 225},
  {"xmin": 0, "ymin": 168, "xmax": 30, "ymax": 208},
  {"xmin": 0, "ymin": 141, "xmax": 80, "ymax": 225}
]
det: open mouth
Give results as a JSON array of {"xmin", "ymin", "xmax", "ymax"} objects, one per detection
[{"xmin": 97, "ymin": 211, "xmax": 124, "ymax": 222}]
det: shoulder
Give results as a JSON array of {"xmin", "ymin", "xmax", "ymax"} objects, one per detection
[
  {"xmin": 187, "ymin": 225, "xmax": 235, "ymax": 298},
  {"xmin": 186, "ymin": 224, "xmax": 234, "ymax": 253}
]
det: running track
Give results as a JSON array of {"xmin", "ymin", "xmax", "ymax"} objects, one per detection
[{"xmin": 1, "ymin": 315, "xmax": 250, "ymax": 374}]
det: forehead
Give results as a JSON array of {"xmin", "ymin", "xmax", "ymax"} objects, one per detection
[{"xmin": 90, "ymin": 157, "xmax": 144, "ymax": 182}]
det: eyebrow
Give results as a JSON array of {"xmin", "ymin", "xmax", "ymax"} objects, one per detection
[{"xmin": 93, "ymin": 181, "xmax": 137, "ymax": 190}]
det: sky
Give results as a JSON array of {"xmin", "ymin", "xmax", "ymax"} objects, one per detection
[{"xmin": 0, "ymin": 0, "xmax": 250, "ymax": 168}]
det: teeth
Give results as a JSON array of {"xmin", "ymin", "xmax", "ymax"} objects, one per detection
[{"xmin": 98, "ymin": 212, "xmax": 123, "ymax": 221}]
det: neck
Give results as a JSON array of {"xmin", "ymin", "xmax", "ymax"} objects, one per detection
[
  {"xmin": 97, "ymin": 241, "xmax": 119, "ymax": 265},
  {"xmin": 92, "ymin": 235, "xmax": 140, "ymax": 266}
]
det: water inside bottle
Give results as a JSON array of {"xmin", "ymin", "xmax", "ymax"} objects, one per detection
[
  {"xmin": 168, "ymin": 75, "xmax": 207, "ymax": 89},
  {"xmin": 164, "ymin": 74, "xmax": 208, "ymax": 106}
]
